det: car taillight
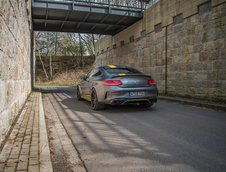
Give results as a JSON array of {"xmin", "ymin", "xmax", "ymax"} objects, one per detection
[
  {"xmin": 148, "ymin": 80, "xmax": 156, "ymax": 85},
  {"xmin": 112, "ymin": 91, "xmax": 121, "ymax": 94},
  {"xmin": 102, "ymin": 80, "xmax": 122, "ymax": 86}
]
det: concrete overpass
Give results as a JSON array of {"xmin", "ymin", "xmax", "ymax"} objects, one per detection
[{"xmin": 32, "ymin": 0, "xmax": 146, "ymax": 34}]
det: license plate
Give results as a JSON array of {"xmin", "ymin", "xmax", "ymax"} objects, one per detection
[{"xmin": 129, "ymin": 91, "xmax": 145, "ymax": 97}]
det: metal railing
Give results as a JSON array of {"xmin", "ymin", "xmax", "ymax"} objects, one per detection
[
  {"xmin": 146, "ymin": 0, "xmax": 159, "ymax": 7},
  {"xmin": 33, "ymin": 0, "xmax": 147, "ymax": 10}
]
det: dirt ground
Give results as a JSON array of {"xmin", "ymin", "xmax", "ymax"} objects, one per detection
[{"xmin": 36, "ymin": 66, "xmax": 93, "ymax": 87}]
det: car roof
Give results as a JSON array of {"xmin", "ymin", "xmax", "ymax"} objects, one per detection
[{"xmin": 101, "ymin": 65, "xmax": 131, "ymax": 70}]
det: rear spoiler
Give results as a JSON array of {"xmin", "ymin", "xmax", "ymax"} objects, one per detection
[{"xmin": 112, "ymin": 74, "xmax": 151, "ymax": 78}]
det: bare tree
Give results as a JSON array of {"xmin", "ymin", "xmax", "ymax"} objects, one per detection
[
  {"xmin": 35, "ymin": 31, "xmax": 102, "ymax": 80},
  {"xmin": 80, "ymin": 34, "xmax": 96, "ymax": 56},
  {"xmin": 38, "ymin": 50, "xmax": 49, "ymax": 81}
]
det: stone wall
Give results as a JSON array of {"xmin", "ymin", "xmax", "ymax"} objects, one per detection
[
  {"xmin": 95, "ymin": 0, "xmax": 226, "ymax": 102},
  {"xmin": 0, "ymin": 0, "xmax": 32, "ymax": 146}
]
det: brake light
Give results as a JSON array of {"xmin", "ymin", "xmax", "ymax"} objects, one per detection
[
  {"xmin": 148, "ymin": 80, "xmax": 156, "ymax": 85},
  {"xmin": 102, "ymin": 80, "xmax": 122, "ymax": 86}
]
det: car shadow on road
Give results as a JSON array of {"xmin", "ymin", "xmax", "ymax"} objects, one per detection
[{"xmin": 64, "ymin": 97, "xmax": 158, "ymax": 114}]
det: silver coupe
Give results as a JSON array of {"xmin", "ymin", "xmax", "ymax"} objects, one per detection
[{"xmin": 77, "ymin": 65, "xmax": 158, "ymax": 110}]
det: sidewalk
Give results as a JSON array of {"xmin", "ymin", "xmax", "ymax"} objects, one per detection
[{"xmin": 0, "ymin": 92, "xmax": 53, "ymax": 172}]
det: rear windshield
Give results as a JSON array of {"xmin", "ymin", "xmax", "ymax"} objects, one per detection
[{"xmin": 105, "ymin": 68, "xmax": 143, "ymax": 74}]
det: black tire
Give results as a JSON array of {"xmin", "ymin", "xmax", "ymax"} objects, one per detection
[
  {"xmin": 140, "ymin": 102, "xmax": 154, "ymax": 108},
  {"xmin": 91, "ymin": 89, "xmax": 105, "ymax": 110},
  {"xmin": 77, "ymin": 86, "xmax": 82, "ymax": 101}
]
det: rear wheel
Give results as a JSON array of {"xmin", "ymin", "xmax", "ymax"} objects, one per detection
[
  {"xmin": 91, "ymin": 89, "xmax": 105, "ymax": 110},
  {"xmin": 77, "ymin": 86, "xmax": 82, "ymax": 101}
]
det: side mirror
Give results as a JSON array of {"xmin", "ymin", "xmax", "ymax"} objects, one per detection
[{"xmin": 80, "ymin": 75, "xmax": 87, "ymax": 80}]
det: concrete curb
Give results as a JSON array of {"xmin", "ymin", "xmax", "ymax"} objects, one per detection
[
  {"xmin": 39, "ymin": 93, "xmax": 53, "ymax": 172},
  {"xmin": 159, "ymin": 95, "xmax": 226, "ymax": 112}
]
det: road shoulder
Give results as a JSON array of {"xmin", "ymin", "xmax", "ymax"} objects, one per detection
[{"xmin": 43, "ymin": 93, "xmax": 86, "ymax": 172}]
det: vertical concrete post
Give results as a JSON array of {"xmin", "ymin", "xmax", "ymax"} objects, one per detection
[
  {"xmin": 33, "ymin": 33, "xmax": 36, "ymax": 87},
  {"xmin": 141, "ymin": 0, "xmax": 144, "ymax": 11},
  {"xmin": 30, "ymin": 0, "xmax": 34, "ymax": 90},
  {"xmin": 30, "ymin": 31, "xmax": 34, "ymax": 90},
  {"xmin": 108, "ymin": 0, "xmax": 111, "ymax": 14},
  {"xmin": 165, "ymin": 26, "xmax": 168, "ymax": 95}
]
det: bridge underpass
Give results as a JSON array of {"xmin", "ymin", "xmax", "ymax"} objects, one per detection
[
  {"xmin": 32, "ymin": 0, "xmax": 146, "ymax": 34},
  {"xmin": 1, "ymin": 1, "xmax": 226, "ymax": 171}
]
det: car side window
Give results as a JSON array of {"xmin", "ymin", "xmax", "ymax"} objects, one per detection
[
  {"xmin": 87, "ymin": 68, "xmax": 100, "ymax": 78},
  {"xmin": 92, "ymin": 70, "xmax": 102, "ymax": 77},
  {"xmin": 87, "ymin": 69, "xmax": 95, "ymax": 78}
]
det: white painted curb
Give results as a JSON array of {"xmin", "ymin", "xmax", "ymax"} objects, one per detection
[{"xmin": 39, "ymin": 93, "xmax": 53, "ymax": 172}]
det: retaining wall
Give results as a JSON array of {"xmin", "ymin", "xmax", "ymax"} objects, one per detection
[
  {"xmin": 95, "ymin": 0, "xmax": 226, "ymax": 102},
  {"xmin": 0, "ymin": 0, "xmax": 32, "ymax": 146}
]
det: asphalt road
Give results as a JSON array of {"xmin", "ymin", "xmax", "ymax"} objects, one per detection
[{"xmin": 42, "ymin": 86, "xmax": 226, "ymax": 172}]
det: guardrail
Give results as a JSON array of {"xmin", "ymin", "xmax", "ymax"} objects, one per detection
[{"xmin": 33, "ymin": 0, "xmax": 147, "ymax": 10}]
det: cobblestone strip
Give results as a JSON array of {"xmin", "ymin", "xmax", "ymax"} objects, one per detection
[
  {"xmin": 28, "ymin": 93, "xmax": 39, "ymax": 172},
  {"xmin": 0, "ymin": 93, "xmax": 41, "ymax": 172}
]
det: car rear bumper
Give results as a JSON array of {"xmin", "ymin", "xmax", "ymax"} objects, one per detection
[
  {"xmin": 107, "ymin": 97, "xmax": 157, "ymax": 105},
  {"xmin": 95, "ymin": 84, "xmax": 158, "ymax": 105}
]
